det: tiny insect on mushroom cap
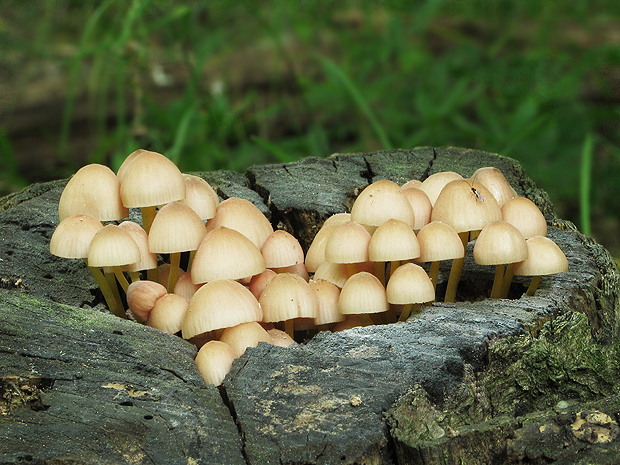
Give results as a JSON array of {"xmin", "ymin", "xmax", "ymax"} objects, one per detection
[
  {"xmin": 181, "ymin": 279, "xmax": 262, "ymax": 340},
  {"xmin": 194, "ymin": 340, "xmax": 237, "ymax": 386},
  {"xmin": 127, "ymin": 280, "xmax": 167, "ymax": 322},
  {"xmin": 350, "ymin": 179, "xmax": 415, "ymax": 230},
  {"xmin": 501, "ymin": 197, "xmax": 548, "ymax": 239},
  {"xmin": 402, "ymin": 187, "xmax": 432, "ymax": 231},
  {"xmin": 58, "ymin": 164, "xmax": 128, "ymax": 222},
  {"xmin": 205, "ymin": 197, "xmax": 274, "ymax": 249},
  {"xmin": 219, "ymin": 322, "xmax": 274, "ymax": 358},
  {"xmin": 50, "ymin": 214, "xmax": 104, "ymax": 259},
  {"xmin": 338, "ymin": 271, "xmax": 389, "ymax": 316},
  {"xmin": 146, "ymin": 293, "xmax": 189, "ymax": 334},
  {"xmin": 305, "ymin": 212, "xmax": 351, "ymax": 273},
  {"xmin": 471, "ymin": 167, "xmax": 518, "ymax": 208},
  {"xmin": 261, "ymin": 230, "xmax": 305, "ymax": 270},
  {"xmin": 191, "ymin": 226, "xmax": 266, "ymax": 284},
  {"xmin": 179, "ymin": 174, "xmax": 219, "ymax": 221},
  {"xmin": 419, "ymin": 171, "xmax": 463, "ymax": 206}
]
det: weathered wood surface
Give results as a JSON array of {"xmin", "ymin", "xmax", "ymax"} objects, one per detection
[{"xmin": 1, "ymin": 147, "xmax": 619, "ymax": 464}]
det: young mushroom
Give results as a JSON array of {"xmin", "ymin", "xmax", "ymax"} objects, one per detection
[
  {"xmin": 338, "ymin": 272, "xmax": 388, "ymax": 327},
  {"xmin": 194, "ymin": 340, "xmax": 237, "ymax": 386},
  {"xmin": 513, "ymin": 236, "xmax": 568, "ymax": 296},
  {"xmin": 386, "ymin": 263, "xmax": 435, "ymax": 321}
]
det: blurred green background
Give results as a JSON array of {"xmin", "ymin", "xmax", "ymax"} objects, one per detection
[{"xmin": 1, "ymin": 1, "xmax": 619, "ymax": 256}]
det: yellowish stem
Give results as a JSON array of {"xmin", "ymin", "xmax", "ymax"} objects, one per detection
[
  {"xmin": 284, "ymin": 319, "xmax": 295, "ymax": 339},
  {"xmin": 168, "ymin": 252, "xmax": 181, "ymax": 293},
  {"xmin": 141, "ymin": 206, "xmax": 157, "ymax": 234},
  {"xmin": 490, "ymin": 264, "xmax": 505, "ymax": 299},
  {"xmin": 399, "ymin": 303, "xmax": 421, "ymax": 322},
  {"xmin": 429, "ymin": 261, "xmax": 440, "ymax": 290},
  {"xmin": 375, "ymin": 262, "xmax": 386, "ymax": 286},
  {"xmin": 113, "ymin": 266, "xmax": 130, "ymax": 293},
  {"xmin": 87, "ymin": 264, "xmax": 123, "ymax": 318},
  {"xmin": 360, "ymin": 314, "xmax": 373, "ymax": 326},
  {"xmin": 104, "ymin": 268, "xmax": 125, "ymax": 318},
  {"xmin": 526, "ymin": 275, "xmax": 542, "ymax": 296},
  {"xmin": 500, "ymin": 263, "xmax": 515, "ymax": 298},
  {"xmin": 128, "ymin": 271, "xmax": 140, "ymax": 283},
  {"xmin": 444, "ymin": 232, "xmax": 469, "ymax": 302}
]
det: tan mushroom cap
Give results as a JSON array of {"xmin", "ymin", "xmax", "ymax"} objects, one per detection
[
  {"xmin": 261, "ymin": 230, "xmax": 305, "ymax": 269},
  {"xmin": 58, "ymin": 164, "xmax": 128, "ymax": 222},
  {"xmin": 119, "ymin": 150, "xmax": 186, "ymax": 208},
  {"xmin": 259, "ymin": 273, "xmax": 318, "ymax": 323},
  {"xmin": 181, "ymin": 279, "xmax": 262, "ymax": 339},
  {"xmin": 313, "ymin": 261, "xmax": 352, "ymax": 288},
  {"xmin": 305, "ymin": 213, "xmax": 351, "ymax": 273},
  {"xmin": 191, "ymin": 226, "xmax": 266, "ymax": 284},
  {"xmin": 267, "ymin": 328, "xmax": 296, "ymax": 348},
  {"xmin": 501, "ymin": 197, "xmax": 547, "ymax": 239},
  {"xmin": 173, "ymin": 271, "xmax": 201, "ymax": 301},
  {"xmin": 127, "ymin": 280, "xmax": 167, "ymax": 322},
  {"xmin": 220, "ymin": 322, "xmax": 273, "ymax": 358},
  {"xmin": 416, "ymin": 221, "xmax": 464, "ymax": 262},
  {"xmin": 472, "ymin": 167, "xmax": 517, "ymax": 208},
  {"xmin": 179, "ymin": 174, "xmax": 219, "ymax": 221},
  {"xmin": 309, "ymin": 279, "xmax": 344, "ymax": 325},
  {"xmin": 386, "ymin": 263, "xmax": 435, "ymax": 305},
  {"xmin": 401, "ymin": 179, "xmax": 422, "ymax": 189},
  {"xmin": 194, "ymin": 340, "xmax": 236, "ymax": 386},
  {"xmin": 148, "ymin": 201, "xmax": 207, "ymax": 254},
  {"xmin": 146, "ymin": 293, "xmax": 189, "ymax": 334},
  {"xmin": 118, "ymin": 221, "xmax": 157, "ymax": 272},
  {"xmin": 87, "ymin": 224, "xmax": 141, "ymax": 268},
  {"xmin": 431, "ymin": 179, "xmax": 501, "ymax": 234},
  {"xmin": 513, "ymin": 236, "xmax": 568, "ymax": 276},
  {"xmin": 205, "ymin": 197, "xmax": 274, "ymax": 249},
  {"xmin": 402, "ymin": 187, "xmax": 432, "ymax": 231},
  {"xmin": 368, "ymin": 219, "xmax": 420, "ymax": 262},
  {"xmin": 50, "ymin": 214, "xmax": 104, "ymax": 259},
  {"xmin": 324, "ymin": 221, "xmax": 371, "ymax": 264},
  {"xmin": 350, "ymin": 179, "xmax": 414, "ymax": 228},
  {"xmin": 338, "ymin": 272, "xmax": 388, "ymax": 315},
  {"xmin": 473, "ymin": 221, "xmax": 528, "ymax": 266},
  {"xmin": 419, "ymin": 171, "xmax": 463, "ymax": 206}
]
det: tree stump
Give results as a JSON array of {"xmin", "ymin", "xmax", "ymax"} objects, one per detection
[{"xmin": 1, "ymin": 147, "xmax": 618, "ymax": 465}]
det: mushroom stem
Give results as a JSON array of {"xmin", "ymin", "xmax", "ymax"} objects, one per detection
[
  {"xmin": 87, "ymin": 262, "xmax": 123, "ymax": 318},
  {"xmin": 346, "ymin": 263, "xmax": 358, "ymax": 279},
  {"xmin": 147, "ymin": 267, "xmax": 159, "ymax": 283},
  {"xmin": 500, "ymin": 263, "xmax": 515, "ymax": 298},
  {"xmin": 360, "ymin": 314, "xmax": 374, "ymax": 326},
  {"xmin": 389, "ymin": 261, "xmax": 400, "ymax": 279},
  {"xmin": 113, "ymin": 266, "xmax": 131, "ymax": 293},
  {"xmin": 490, "ymin": 264, "xmax": 505, "ymax": 299},
  {"xmin": 284, "ymin": 319, "xmax": 295, "ymax": 339},
  {"xmin": 141, "ymin": 206, "xmax": 157, "ymax": 234},
  {"xmin": 429, "ymin": 261, "xmax": 440, "ymax": 290},
  {"xmin": 444, "ymin": 231, "xmax": 469, "ymax": 302},
  {"xmin": 104, "ymin": 268, "xmax": 126, "ymax": 318},
  {"xmin": 128, "ymin": 271, "xmax": 141, "ymax": 283},
  {"xmin": 399, "ymin": 303, "xmax": 421, "ymax": 322},
  {"xmin": 526, "ymin": 275, "xmax": 542, "ymax": 296},
  {"xmin": 385, "ymin": 305, "xmax": 397, "ymax": 324},
  {"xmin": 167, "ymin": 252, "xmax": 181, "ymax": 293},
  {"xmin": 375, "ymin": 262, "xmax": 386, "ymax": 286}
]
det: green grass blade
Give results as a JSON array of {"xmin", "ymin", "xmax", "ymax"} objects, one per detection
[
  {"xmin": 168, "ymin": 105, "xmax": 197, "ymax": 166},
  {"xmin": 580, "ymin": 132, "xmax": 594, "ymax": 236}
]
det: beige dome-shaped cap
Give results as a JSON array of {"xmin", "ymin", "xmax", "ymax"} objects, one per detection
[
  {"xmin": 473, "ymin": 221, "xmax": 528, "ymax": 266},
  {"xmin": 472, "ymin": 167, "xmax": 517, "ymax": 208},
  {"xmin": 206, "ymin": 197, "xmax": 274, "ymax": 249},
  {"xmin": 305, "ymin": 213, "xmax": 351, "ymax": 273},
  {"xmin": 501, "ymin": 197, "xmax": 547, "ymax": 239},
  {"xmin": 220, "ymin": 322, "xmax": 273, "ymax": 358},
  {"xmin": 401, "ymin": 179, "xmax": 422, "ymax": 189},
  {"xmin": 191, "ymin": 226, "xmax": 266, "ymax": 284},
  {"xmin": 146, "ymin": 293, "xmax": 189, "ymax": 334},
  {"xmin": 127, "ymin": 280, "xmax": 167, "ymax": 322},
  {"xmin": 350, "ymin": 179, "xmax": 414, "ymax": 228},
  {"xmin": 513, "ymin": 236, "xmax": 568, "ymax": 276},
  {"xmin": 402, "ymin": 187, "xmax": 432, "ymax": 231},
  {"xmin": 324, "ymin": 221, "xmax": 371, "ymax": 264},
  {"xmin": 50, "ymin": 214, "xmax": 104, "ymax": 259},
  {"xmin": 181, "ymin": 279, "xmax": 262, "ymax": 339},
  {"xmin": 419, "ymin": 171, "xmax": 463, "ymax": 206},
  {"xmin": 261, "ymin": 230, "xmax": 304, "ymax": 269},
  {"xmin": 431, "ymin": 179, "xmax": 501, "ymax": 234},
  {"xmin": 148, "ymin": 201, "xmax": 206, "ymax": 254},
  {"xmin": 179, "ymin": 174, "xmax": 219, "ymax": 221},
  {"xmin": 119, "ymin": 150, "xmax": 185, "ymax": 208},
  {"xmin": 118, "ymin": 221, "xmax": 157, "ymax": 272},
  {"xmin": 338, "ymin": 272, "xmax": 388, "ymax": 315},
  {"xmin": 416, "ymin": 221, "xmax": 464, "ymax": 262},
  {"xmin": 87, "ymin": 224, "xmax": 141, "ymax": 268},
  {"xmin": 58, "ymin": 164, "xmax": 128, "ymax": 222},
  {"xmin": 259, "ymin": 273, "xmax": 318, "ymax": 322},
  {"xmin": 309, "ymin": 279, "xmax": 344, "ymax": 325},
  {"xmin": 386, "ymin": 263, "xmax": 435, "ymax": 305},
  {"xmin": 313, "ymin": 261, "xmax": 351, "ymax": 288},
  {"xmin": 368, "ymin": 219, "xmax": 420, "ymax": 262},
  {"xmin": 194, "ymin": 340, "xmax": 236, "ymax": 386}
]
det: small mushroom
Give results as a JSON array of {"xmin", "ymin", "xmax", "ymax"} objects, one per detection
[
  {"xmin": 513, "ymin": 236, "xmax": 568, "ymax": 296},
  {"xmin": 194, "ymin": 340, "xmax": 237, "ymax": 386}
]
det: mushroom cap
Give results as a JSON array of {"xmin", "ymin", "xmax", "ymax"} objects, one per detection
[
  {"xmin": 261, "ymin": 230, "xmax": 305, "ymax": 269},
  {"xmin": 324, "ymin": 221, "xmax": 371, "ymax": 264},
  {"xmin": 249, "ymin": 269, "xmax": 278, "ymax": 299},
  {"xmin": 338, "ymin": 271, "xmax": 388, "ymax": 315},
  {"xmin": 259, "ymin": 273, "xmax": 319, "ymax": 323},
  {"xmin": 368, "ymin": 219, "xmax": 420, "ymax": 262},
  {"xmin": 50, "ymin": 214, "xmax": 104, "ymax": 259},
  {"xmin": 146, "ymin": 293, "xmax": 189, "ymax": 334},
  {"xmin": 87, "ymin": 224, "xmax": 141, "ymax": 268},
  {"xmin": 401, "ymin": 179, "xmax": 422, "ymax": 189},
  {"xmin": 148, "ymin": 201, "xmax": 207, "ymax": 254},
  {"xmin": 309, "ymin": 279, "xmax": 344, "ymax": 325},
  {"xmin": 501, "ymin": 197, "xmax": 547, "ymax": 239},
  {"xmin": 305, "ymin": 213, "xmax": 351, "ymax": 273},
  {"xmin": 313, "ymin": 261, "xmax": 352, "ymax": 288},
  {"xmin": 58, "ymin": 164, "xmax": 128, "ymax": 222},
  {"xmin": 416, "ymin": 221, "xmax": 464, "ymax": 262},
  {"xmin": 194, "ymin": 340, "xmax": 236, "ymax": 386},
  {"xmin": 513, "ymin": 236, "xmax": 568, "ymax": 276},
  {"xmin": 173, "ymin": 271, "xmax": 201, "ymax": 301},
  {"xmin": 127, "ymin": 280, "xmax": 167, "ymax": 322},
  {"xmin": 219, "ymin": 322, "xmax": 273, "ymax": 358},
  {"xmin": 402, "ymin": 187, "xmax": 432, "ymax": 231},
  {"xmin": 431, "ymin": 179, "xmax": 501, "ymax": 233},
  {"xmin": 179, "ymin": 174, "xmax": 219, "ymax": 221},
  {"xmin": 267, "ymin": 328, "xmax": 295, "ymax": 348},
  {"xmin": 191, "ymin": 226, "xmax": 266, "ymax": 284},
  {"xmin": 472, "ymin": 167, "xmax": 517, "ymax": 208},
  {"xmin": 419, "ymin": 171, "xmax": 463, "ymax": 206},
  {"xmin": 118, "ymin": 221, "xmax": 157, "ymax": 272},
  {"xmin": 473, "ymin": 221, "xmax": 528, "ymax": 266},
  {"xmin": 181, "ymin": 279, "xmax": 262, "ymax": 339},
  {"xmin": 205, "ymin": 197, "xmax": 273, "ymax": 249},
  {"xmin": 386, "ymin": 263, "xmax": 435, "ymax": 305},
  {"xmin": 350, "ymin": 179, "xmax": 414, "ymax": 228},
  {"xmin": 119, "ymin": 150, "xmax": 186, "ymax": 208}
]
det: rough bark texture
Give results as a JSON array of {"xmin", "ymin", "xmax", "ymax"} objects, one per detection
[{"xmin": 1, "ymin": 147, "xmax": 619, "ymax": 464}]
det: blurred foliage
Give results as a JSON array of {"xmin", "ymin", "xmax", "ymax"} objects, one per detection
[{"xmin": 1, "ymin": 0, "xmax": 619, "ymax": 251}]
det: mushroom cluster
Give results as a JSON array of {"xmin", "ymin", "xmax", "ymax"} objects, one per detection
[{"xmin": 50, "ymin": 152, "xmax": 568, "ymax": 386}]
